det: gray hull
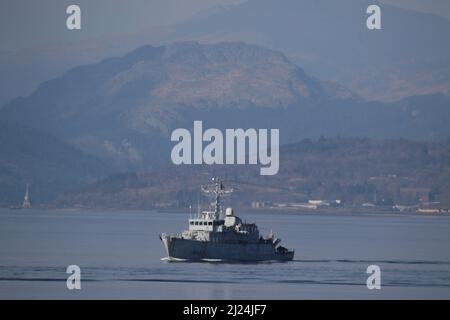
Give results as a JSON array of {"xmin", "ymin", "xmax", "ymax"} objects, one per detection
[{"xmin": 161, "ymin": 234, "xmax": 294, "ymax": 262}]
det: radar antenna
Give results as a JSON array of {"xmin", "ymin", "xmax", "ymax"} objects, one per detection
[{"xmin": 201, "ymin": 177, "xmax": 233, "ymax": 220}]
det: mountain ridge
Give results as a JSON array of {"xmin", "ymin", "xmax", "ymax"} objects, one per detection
[
  {"xmin": 1, "ymin": 41, "xmax": 449, "ymax": 175},
  {"xmin": 172, "ymin": 0, "xmax": 450, "ymax": 101},
  {"xmin": 2, "ymin": 0, "xmax": 450, "ymax": 107},
  {"xmin": 0, "ymin": 41, "xmax": 359, "ymax": 171}
]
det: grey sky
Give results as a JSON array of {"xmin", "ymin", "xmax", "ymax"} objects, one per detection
[
  {"xmin": 0, "ymin": 0, "xmax": 449, "ymax": 51},
  {"xmin": 381, "ymin": 0, "xmax": 450, "ymax": 19},
  {"xmin": 0, "ymin": 0, "xmax": 244, "ymax": 51}
]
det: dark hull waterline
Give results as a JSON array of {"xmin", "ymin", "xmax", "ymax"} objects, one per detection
[{"xmin": 161, "ymin": 235, "xmax": 294, "ymax": 262}]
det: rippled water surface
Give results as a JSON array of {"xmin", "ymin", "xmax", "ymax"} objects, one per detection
[{"xmin": 1, "ymin": 209, "xmax": 449, "ymax": 299}]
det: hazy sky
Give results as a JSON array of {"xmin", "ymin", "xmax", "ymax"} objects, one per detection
[
  {"xmin": 0, "ymin": 0, "xmax": 244, "ymax": 51},
  {"xmin": 0, "ymin": 0, "xmax": 449, "ymax": 51},
  {"xmin": 381, "ymin": 0, "xmax": 450, "ymax": 19}
]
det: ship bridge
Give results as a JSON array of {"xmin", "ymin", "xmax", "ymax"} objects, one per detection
[{"xmin": 188, "ymin": 211, "xmax": 224, "ymax": 232}]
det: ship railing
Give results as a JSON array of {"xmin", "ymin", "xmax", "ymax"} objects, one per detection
[{"xmin": 162, "ymin": 232, "xmax": 183, "ymax": 238}]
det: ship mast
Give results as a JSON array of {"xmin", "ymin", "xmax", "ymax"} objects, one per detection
[{"xmin": 201, "ymin": 177, "xmax": 233, "ymax": 220}]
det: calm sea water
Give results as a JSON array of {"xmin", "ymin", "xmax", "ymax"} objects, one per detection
[{"xmin": 0, "ymin": 208, "xmax": 449, "ymax": 299}]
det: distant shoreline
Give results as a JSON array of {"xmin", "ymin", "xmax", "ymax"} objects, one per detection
[{"xmin": 2, "ymin": 206, "xmax": 449, "ymax": 218}]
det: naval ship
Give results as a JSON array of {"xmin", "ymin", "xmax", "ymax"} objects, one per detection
[{"xmin": 160, "ymin": 177, "xmax": 294, "ymax": 262}]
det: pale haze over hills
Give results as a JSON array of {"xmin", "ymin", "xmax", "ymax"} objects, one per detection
[{"xmin": 1, "ymin": 0, "xmax": 450, "ymax": 106}]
